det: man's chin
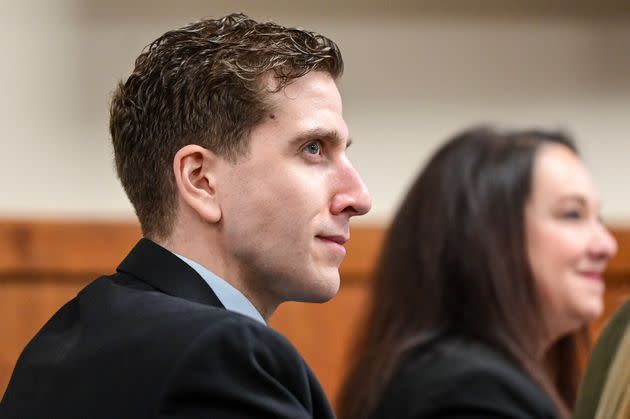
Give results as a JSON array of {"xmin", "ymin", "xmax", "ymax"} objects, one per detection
[
  {"xmin": 305, "ymin": 291, "xmax": 337, "ymax": 304},
  {"xmin": 297, "ymin": 276, "xmax": 340, "ymax": 303}
]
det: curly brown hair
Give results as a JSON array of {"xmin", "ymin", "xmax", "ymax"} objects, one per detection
[{"xmin": 110, "ymin": 13, "xmax": 343, "ymax": 239}]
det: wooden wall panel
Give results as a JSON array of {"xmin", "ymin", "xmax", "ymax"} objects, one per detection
[
  {"xmin": 0, "ymin": 220, "xmax": 629, "ymax": 411},
  {"xmin": 0, "ymin": 221, "xmax": 141, "ymax": 275}
]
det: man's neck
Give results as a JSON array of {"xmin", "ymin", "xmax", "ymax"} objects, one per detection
[{"xmin": 150, "ymin": 234, "xmax": 276, "ymax": 321}]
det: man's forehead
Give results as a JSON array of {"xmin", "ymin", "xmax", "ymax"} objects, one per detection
[{"xmin": 261, "ymin": 71, "xmax": 339, "ymax": 101}]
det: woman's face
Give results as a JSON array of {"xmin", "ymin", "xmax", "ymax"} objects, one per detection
[{"xmin": 525, "ymin": 143, "xmax": 617, "ymax": 339}]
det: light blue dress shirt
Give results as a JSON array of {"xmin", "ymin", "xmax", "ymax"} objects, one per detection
[{"xmin": 174, "ymin": 253, "xmax": 266, "ymax": 325}]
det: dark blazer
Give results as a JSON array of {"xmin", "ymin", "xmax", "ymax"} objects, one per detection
[
  {"xmin": 371, "ymin": 334, "xmax": 557, "ymax": 419},
  {"xmin": 573, "ymin": 299, "xmax": 630, "ymax": 419},
  {"xmin": 0, "ymin": 239, "xmax": 334, "ymax": 419}
]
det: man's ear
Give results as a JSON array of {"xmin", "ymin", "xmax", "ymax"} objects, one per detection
[{"xmin": 173, "ymin": 145, "xmax": 222, "ymax": 223}]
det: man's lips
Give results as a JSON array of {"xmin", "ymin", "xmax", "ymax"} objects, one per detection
[
  {"xmin": 316, "ymin": 235, "xmax": 349, "ymax": 257},
  {"xmin": 317, "ymin": 235, "xmax": 348, "ymax": 245}
]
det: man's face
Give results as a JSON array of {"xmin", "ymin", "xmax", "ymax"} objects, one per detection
[{"xmin": 214, "ymin": 71, "xmax": 371, "ymax": 314}]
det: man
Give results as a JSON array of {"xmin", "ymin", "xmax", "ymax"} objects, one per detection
[{"xmin": 0, "ymin": 13, "xmax": 370, "ymax": 418}]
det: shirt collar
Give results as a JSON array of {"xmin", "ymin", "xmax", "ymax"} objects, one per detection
[{"xmin": 173, "ymin": 252, "xmax": 266, "ymax": 325}]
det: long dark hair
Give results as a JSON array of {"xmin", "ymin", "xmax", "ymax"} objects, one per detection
[{"xmin": 338, "ymin": 126, "xmax": 587, "ymax": 419}]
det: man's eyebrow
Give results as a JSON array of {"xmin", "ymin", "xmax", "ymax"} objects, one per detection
[{"xmin": 292, "ymin": 128, "xmax": 353, "ymax": 149}]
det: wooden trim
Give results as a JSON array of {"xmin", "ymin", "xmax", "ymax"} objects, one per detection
[
  {"xmin": 0, "ymin": 219, "xmax": 629, "ymax": 403},
  {"xmin": 609, "ymin": 228, "xmax": 630, "ymax": 276},
  {"xmin": 0, "ymin": 220, "xmax": 141, "ymax": 276},
  {"xmin": 0, "ymin": 219, "xmax": 628, "ymax": 279}
]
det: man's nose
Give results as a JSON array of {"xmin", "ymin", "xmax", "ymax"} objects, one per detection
[{"xmin": 330, "ymin": 159, "xmax": 372, "ymax": 217}]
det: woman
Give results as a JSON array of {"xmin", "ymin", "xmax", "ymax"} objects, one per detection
[{"xmin": 338, "ymin": 126, "xmax": 617, "ymax": 419}]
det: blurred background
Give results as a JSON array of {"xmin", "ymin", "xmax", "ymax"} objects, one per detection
[
  {"xmin": 1, "ymin": 0, "xmax": 629, "ymax": 222},
  {"xmin": 1, "ymin": 0, "xmax": 629, "ymax": 410}
]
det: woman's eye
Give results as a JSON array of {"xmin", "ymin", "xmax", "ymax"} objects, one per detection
[
  {"xmin": 305, "ymin": 141, "xmax": 321, "ymax": 155},
  {"xmin": 561, "ymin": 209, "xmax": 582, "ymax": 220}
]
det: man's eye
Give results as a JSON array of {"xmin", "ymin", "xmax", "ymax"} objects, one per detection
[{"xmin": 305, "ymin": 142, "xmax": 321, "ymax": 155}]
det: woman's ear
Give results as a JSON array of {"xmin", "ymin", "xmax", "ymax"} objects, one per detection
[{"xmin": 172, "ymin": 144, "xmax": 222, "ymax": 223}]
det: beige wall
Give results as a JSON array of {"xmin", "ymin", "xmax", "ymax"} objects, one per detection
[{"xmin": 2, "ymin": 0, "xmax": 629, "ymax": 224}]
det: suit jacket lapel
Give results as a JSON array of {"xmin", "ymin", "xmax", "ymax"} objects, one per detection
[{"xmin": 117, "ymin": 238, "xmax": 224, "ymax": 308}]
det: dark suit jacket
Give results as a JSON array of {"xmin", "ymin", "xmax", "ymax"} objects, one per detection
[
  {"xmin": 573, "ymin": 299, "xmax": 630, "ymax": 419},
  {"xmin": 371, "ymin": 334, "xmax": 557, "ymax": 419},
  {"xmin": 0, "ymin": 239, "xmax": 334, "ymax": 419}
]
